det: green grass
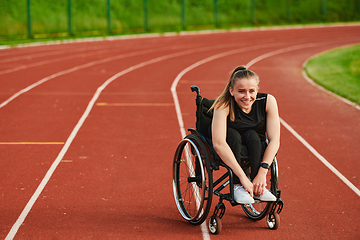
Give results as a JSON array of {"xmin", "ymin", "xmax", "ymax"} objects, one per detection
[
  {"xmin": 304, "ymin": 44, "xmax": 360, "ymax": 106},
  {"xmin": 1, "ymin": 0, "xmax": 360, "ymax": 43}
]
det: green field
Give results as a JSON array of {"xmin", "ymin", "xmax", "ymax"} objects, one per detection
[
  {"xmin": 304, "ymin": 44, "xmax": 360, "ymax": 106},
  {"xmin": 1, "ymin": 0, "xmax": 360, "ymax": 42}
]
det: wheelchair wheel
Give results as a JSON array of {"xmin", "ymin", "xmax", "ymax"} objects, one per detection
[
  {"xmin": 173, "ymin": 134, "xmax": 213, "ymax": 225},
  {"xmin": 267, "ymin": 212, "xmax": 280, "ymax": 230},
  {"xmin": 241, "ymin": 158, "xmax": 278, "ymax": 220},
  {"xmin": 208, "ymin": 215, "xmax": 222, "ymax": 234}
]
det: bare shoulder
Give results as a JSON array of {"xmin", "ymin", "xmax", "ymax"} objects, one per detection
[
  {"xmin": 267, "ymin": 93, "xmax": 277, "ymax": 102},
  {"xmin": 266, "ymin": 94, "xmax": 279, "ymax": 112},
  {"xmin": 214, "ymin": 103, "xmax": 229, "ymax": 116}
]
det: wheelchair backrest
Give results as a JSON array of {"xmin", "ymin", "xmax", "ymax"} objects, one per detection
[{"xmin": 192, "ymin": 86, "xmax": 214, "ymax": 139}]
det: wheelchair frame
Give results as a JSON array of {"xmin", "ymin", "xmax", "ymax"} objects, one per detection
[{"xmin": 172, "ymin": 86, "xmax": 284, "ymax": 234}]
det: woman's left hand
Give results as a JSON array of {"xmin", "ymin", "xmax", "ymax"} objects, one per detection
[{"xmin": 252, "ymin": 168, "xmax": 268, "ymax": 196}]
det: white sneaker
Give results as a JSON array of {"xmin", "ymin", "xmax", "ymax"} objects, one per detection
[
  {"xmin": 234, "ymin": 185, "xmax": 255, "ymax": 204},
  {"xmin": 254, "ymin": 189, "xmax": 276, "ymax": 202}
]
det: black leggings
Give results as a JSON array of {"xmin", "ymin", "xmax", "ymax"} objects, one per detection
[{"xmin": 226, "ymin": 128, "xmax": 266, "ymax": 185}]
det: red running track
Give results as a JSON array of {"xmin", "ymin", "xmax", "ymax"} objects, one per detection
[{"xmin": 0, "ymin": 24, "xmax": 359, "ymax": 239}]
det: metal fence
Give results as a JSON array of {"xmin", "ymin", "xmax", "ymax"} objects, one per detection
[{"xmin": 1, "ymin": 0, "xmax": 359, "ymax": 40}]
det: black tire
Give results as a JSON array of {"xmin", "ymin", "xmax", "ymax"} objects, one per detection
[
  {"xmin": 241, "ymin": 158, "xmax": 278, "ymax": 220},
  {"xmin": 267, "ymin": 212, "xmax": 280, "ymax": 230},
  {"xmin": 208, "ymin": 216, "xmax": 222, "ymax": 234},
  {"xmin": 173, "ymin": 134, "xmax": 213, "ymax": 225}
]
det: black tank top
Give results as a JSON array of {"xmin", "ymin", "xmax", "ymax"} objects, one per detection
[{"xmin": 227, "ymin": 93, "xmax": 267, "ymax": 141}]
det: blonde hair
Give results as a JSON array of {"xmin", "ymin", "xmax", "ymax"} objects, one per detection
[{"xmin": 210, "ymin": 65, "xmax": 259, "ymax": 121}]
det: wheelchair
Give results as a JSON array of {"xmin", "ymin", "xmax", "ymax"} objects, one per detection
[{"xmin": 172, "ymin": 86, "xmax": 284, "ymax": 234}]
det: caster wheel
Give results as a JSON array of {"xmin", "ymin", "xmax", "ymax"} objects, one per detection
[
  {"xmin": 267, "ymin": 212, "xmax": 280, "ymax": 230},
  {"xmin": 208, "ymin": 216, "xmax": 222, "ymax": 234}
]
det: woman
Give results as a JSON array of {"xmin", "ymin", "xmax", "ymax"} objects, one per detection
[{"xmin": 210, "ymin": 65, "xmax": 280, "ymax": 204}]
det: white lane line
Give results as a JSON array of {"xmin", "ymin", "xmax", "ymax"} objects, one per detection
[
  {"xmin": 0, "ymin": 48, "xmax": 115, "ymax": 75},
  {"xmin": 246, "ymin": 46, "xmax": 360, "ymax": 197},
  {"xmin": 171, "ymin": 41, "xmax": 360, "ymax": 240},
  {"xmin": 280, "ymin": 119, "xmax": 360, "ymax": 196},
  {"xmin": 5, "ymin": 48, "xmax": 214, "ymax": 240},
  {"xmin": 0, "ymin": 50, "xmax": 67, "ymax": 64},
  {"xmin": 0, "ymin": 42, "xmax": 256, "ymax": 110},
  {"xmin": 0, "ymin": 48, "xmax": 168, "ymax": 109},
  {"xmin": 0, "ymin": 45, "xmax": 180, "ymax": 75},
  {"xmin": 0, "ymin": 42, "xmax": 111, "ymax": 58},
  {"xmin": 246, "ymin": 42, "xmax": 323, "ymax": 68},
  {"xmin": 0, "ymin": 44, "xmax": 110, "ymax": 64},
  {"xmin": 172, "ymin": 41, "xmax": 320, "ymax": 138}
]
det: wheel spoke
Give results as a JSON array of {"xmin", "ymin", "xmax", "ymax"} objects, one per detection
[{"xmin": 173, "ymin": 136, "xmax": 213, "ymax": 225}]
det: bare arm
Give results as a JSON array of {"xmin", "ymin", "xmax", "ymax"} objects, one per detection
[
  {"xmin": 253, "ymin": 94, "xmax": 280, "ymax": 196},
  {"xmin": 212, "ymin": 105, "xmax": 254, "ymax": 197},
  {"xmin": 263, "ymin": 94, "xmax": 280, "ymax": 164}
]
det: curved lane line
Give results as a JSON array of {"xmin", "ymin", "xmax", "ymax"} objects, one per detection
[
  {"xmin": 0, "ymin": 47, "xmax": 173, "ymax": 109},
  {"xmin": 0, "ymin": 142, "xmax": 64, "ymax": 145},
  {"xmin": 245, "ymin": 46, "xmax": 360, "ymax": 197},
  {"xmin": 4, "ymin": 47, "xmax": 241, "ymax": 240},
  {"xmin": 280, "ymin": 119, "xmax": 360, "ymax": 197},
  {"xmin": 0, "ymin": 43, "xmax": 243, "ymax": 109},
  {"xmin": 0, "ymin": 45, "xmax": 182, "ymax": 75},
  {"xmin": 0, "ymin": 48, "xmax": 120, "ymax": 75},
  {"xmin": 171, "ymin": 41, "xmax": 360, "ymax": 240},
  {"xmin": 0, "ymin": 44, "xmax": 115, "ymax": 62},
  {"xmin": 0, "ymin": 50, "xmax": 67, "ymax": 64}
]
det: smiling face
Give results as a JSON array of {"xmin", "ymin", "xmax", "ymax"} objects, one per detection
[{"xmin": 229, "ymin": 77, "xmax": 258, "ymax": 114}]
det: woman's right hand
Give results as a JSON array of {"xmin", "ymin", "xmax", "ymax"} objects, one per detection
[{"xmin": 240, "ymin": 177, "xmax": 254, "ymax": 197}]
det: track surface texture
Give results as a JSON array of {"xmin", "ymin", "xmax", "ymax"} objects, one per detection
[{"xmin": 1, "ymin": 24, "xmax": 359, "ymax": 239}]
